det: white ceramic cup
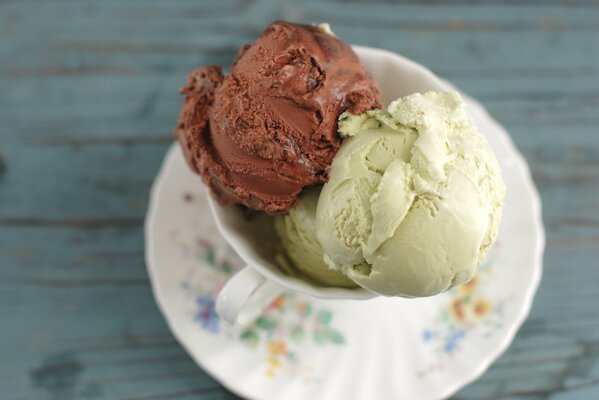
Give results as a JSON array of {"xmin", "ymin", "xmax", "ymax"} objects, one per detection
[{"xmin": 212, "ymin": 45, "xmax": 461, "ymax": 326}]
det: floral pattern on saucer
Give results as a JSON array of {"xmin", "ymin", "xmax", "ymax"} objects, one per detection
[
  {"xmin": 175, "ymin": 219, "xmax": 510, "ymax": 381},
  {"xmin": 416, "ymin": 244, "xmax": 515, "ymax": 377},
  {"xmin": 422, "ymin": 260, "xmax": 505, "ymax": 353},
  {"xmin": 177, "ymin": 231, "xmax": 345, "ymax": 379}
]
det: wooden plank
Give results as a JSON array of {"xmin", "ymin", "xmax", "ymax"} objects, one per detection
[
  {"xmin": 0, "ymin": 226, "xmax": 147, "ymax": 281},
  {"xmin": 2, "ymin": 28, "xmax": 598, "ymax": 73},
  {"xmin": 0, "ymin": 145, "xmax": 167, "ymax": 219}
]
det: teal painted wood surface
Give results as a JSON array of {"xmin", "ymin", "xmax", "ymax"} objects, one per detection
[{"xmin": 1, "ymin": 0, "xmax": 599, "ymax": 399}]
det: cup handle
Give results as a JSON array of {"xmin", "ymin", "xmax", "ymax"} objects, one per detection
[{"xmin": 215, "ymin": 266, "xmax": 284, "ymax": 326}]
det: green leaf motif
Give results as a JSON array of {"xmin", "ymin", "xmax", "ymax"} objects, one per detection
[
  {"xmin": 327, "ymin": 329, "xmax": 345, "ymax": 345},
  {"xmin": 204, "ymin": 247, "xmax": 215, "ymax": 266},
  {"xmin": 240, "ymin": 329, "xmax": 259, "ymax": 348},
  {"xmin": 313, "ymin": 330, "xmax": 327, "ymax": 345},
  {"xmin": 317, "ymin": 310, "xmax": 333, "ymax": 325},
  {"xmin": 255, "ymin": 316, "xmax": 277, "ymax": 331},
  {"xmin": 290, "ymin": 327, "xmax": 304, "ymax": 343},
  {"xmin": 221, "ymin": 261, "xmax": 233, "ymax": 275},
  {"xmin": 303, "ymin": 303, "xmax": 313, "ymax": 317}
]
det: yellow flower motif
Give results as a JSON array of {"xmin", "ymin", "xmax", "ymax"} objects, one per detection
[
  {"xmin": 473, "ymin": 298, "xmax": 492, "ymax": 319},
  {"xmin": 265, "ymin": 341, "xmax": 287, "ymax": 378},
  {"xmin": 268, "ymin": 340, "xmax": 287, "ymax": 356},
  {"xmin": 458, "ymin": 275, "xmax": 480, "ymax": 296},
  {"xmin": 450, "ymin": 299, "xmax": 465, "ymax": 322},
  {"xmin": 269, "ymin": 295, "xmax": 286, "ymax": 310},
  {"xmin": 268, "ymin": 356, "xmax": 282, "ymax": 368}
]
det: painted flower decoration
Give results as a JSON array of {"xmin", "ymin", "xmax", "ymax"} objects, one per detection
[{"xmin": 195, "ymin": 295, "xmax": 219, "ymax": 334}]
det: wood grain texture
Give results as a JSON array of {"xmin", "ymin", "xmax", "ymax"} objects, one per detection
[{"xmin": 1, "ymin": 0, "xmax": 598, "ymax": 399}]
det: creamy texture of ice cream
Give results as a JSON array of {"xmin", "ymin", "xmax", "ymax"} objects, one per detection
[
  {"xmin": 274, "ymin": 187, "xmax": 357, "ymax": 288},
  {"xmin": 175, "ymin": 21, "xmax": 381, "ymax": 214},
  {"xmin": 315, "ymin": 92, "xmax": 505, "ymax": 297}
]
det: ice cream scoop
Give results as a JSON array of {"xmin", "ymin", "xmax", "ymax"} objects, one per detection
[
  {"xmin": 274, "ymin": 187, "xmax": 357, "ymax": 288},
  {"xmin": 316, "ymin": 91, "xmax": 505, "ymax": 297},
  {"xmin": 175, "ymin": 21, "xmax": 382, "ymax": 214}
]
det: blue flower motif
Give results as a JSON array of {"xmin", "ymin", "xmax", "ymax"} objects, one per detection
[
  {"xmin": 195, "ymin": 295, "xmax": 219, "ymax": 334},
  {"xmin": 444, "ymin": 329, "xmax": 466, "ymax": 353},
  {"xmin": 421, "ymin": 329, "xmax": 434, "ymax": 342}
]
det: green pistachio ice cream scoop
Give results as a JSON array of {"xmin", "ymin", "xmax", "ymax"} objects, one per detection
[
  {"xmin": 315, "ymin": 91, "xmax": 505, "ymax": 297},
  {"xmin": 276, "ymin": 91, "xmax": 505, "ymax": 297}
]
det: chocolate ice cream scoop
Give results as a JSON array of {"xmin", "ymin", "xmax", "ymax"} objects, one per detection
[{"xmin": 175, "ymin": 21, "xmax": 382, "ymax": 214}]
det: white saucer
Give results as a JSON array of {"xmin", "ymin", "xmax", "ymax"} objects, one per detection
[{"xmin": 145, "ymin": 49, "xmax": 544, "ymax": 400}]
